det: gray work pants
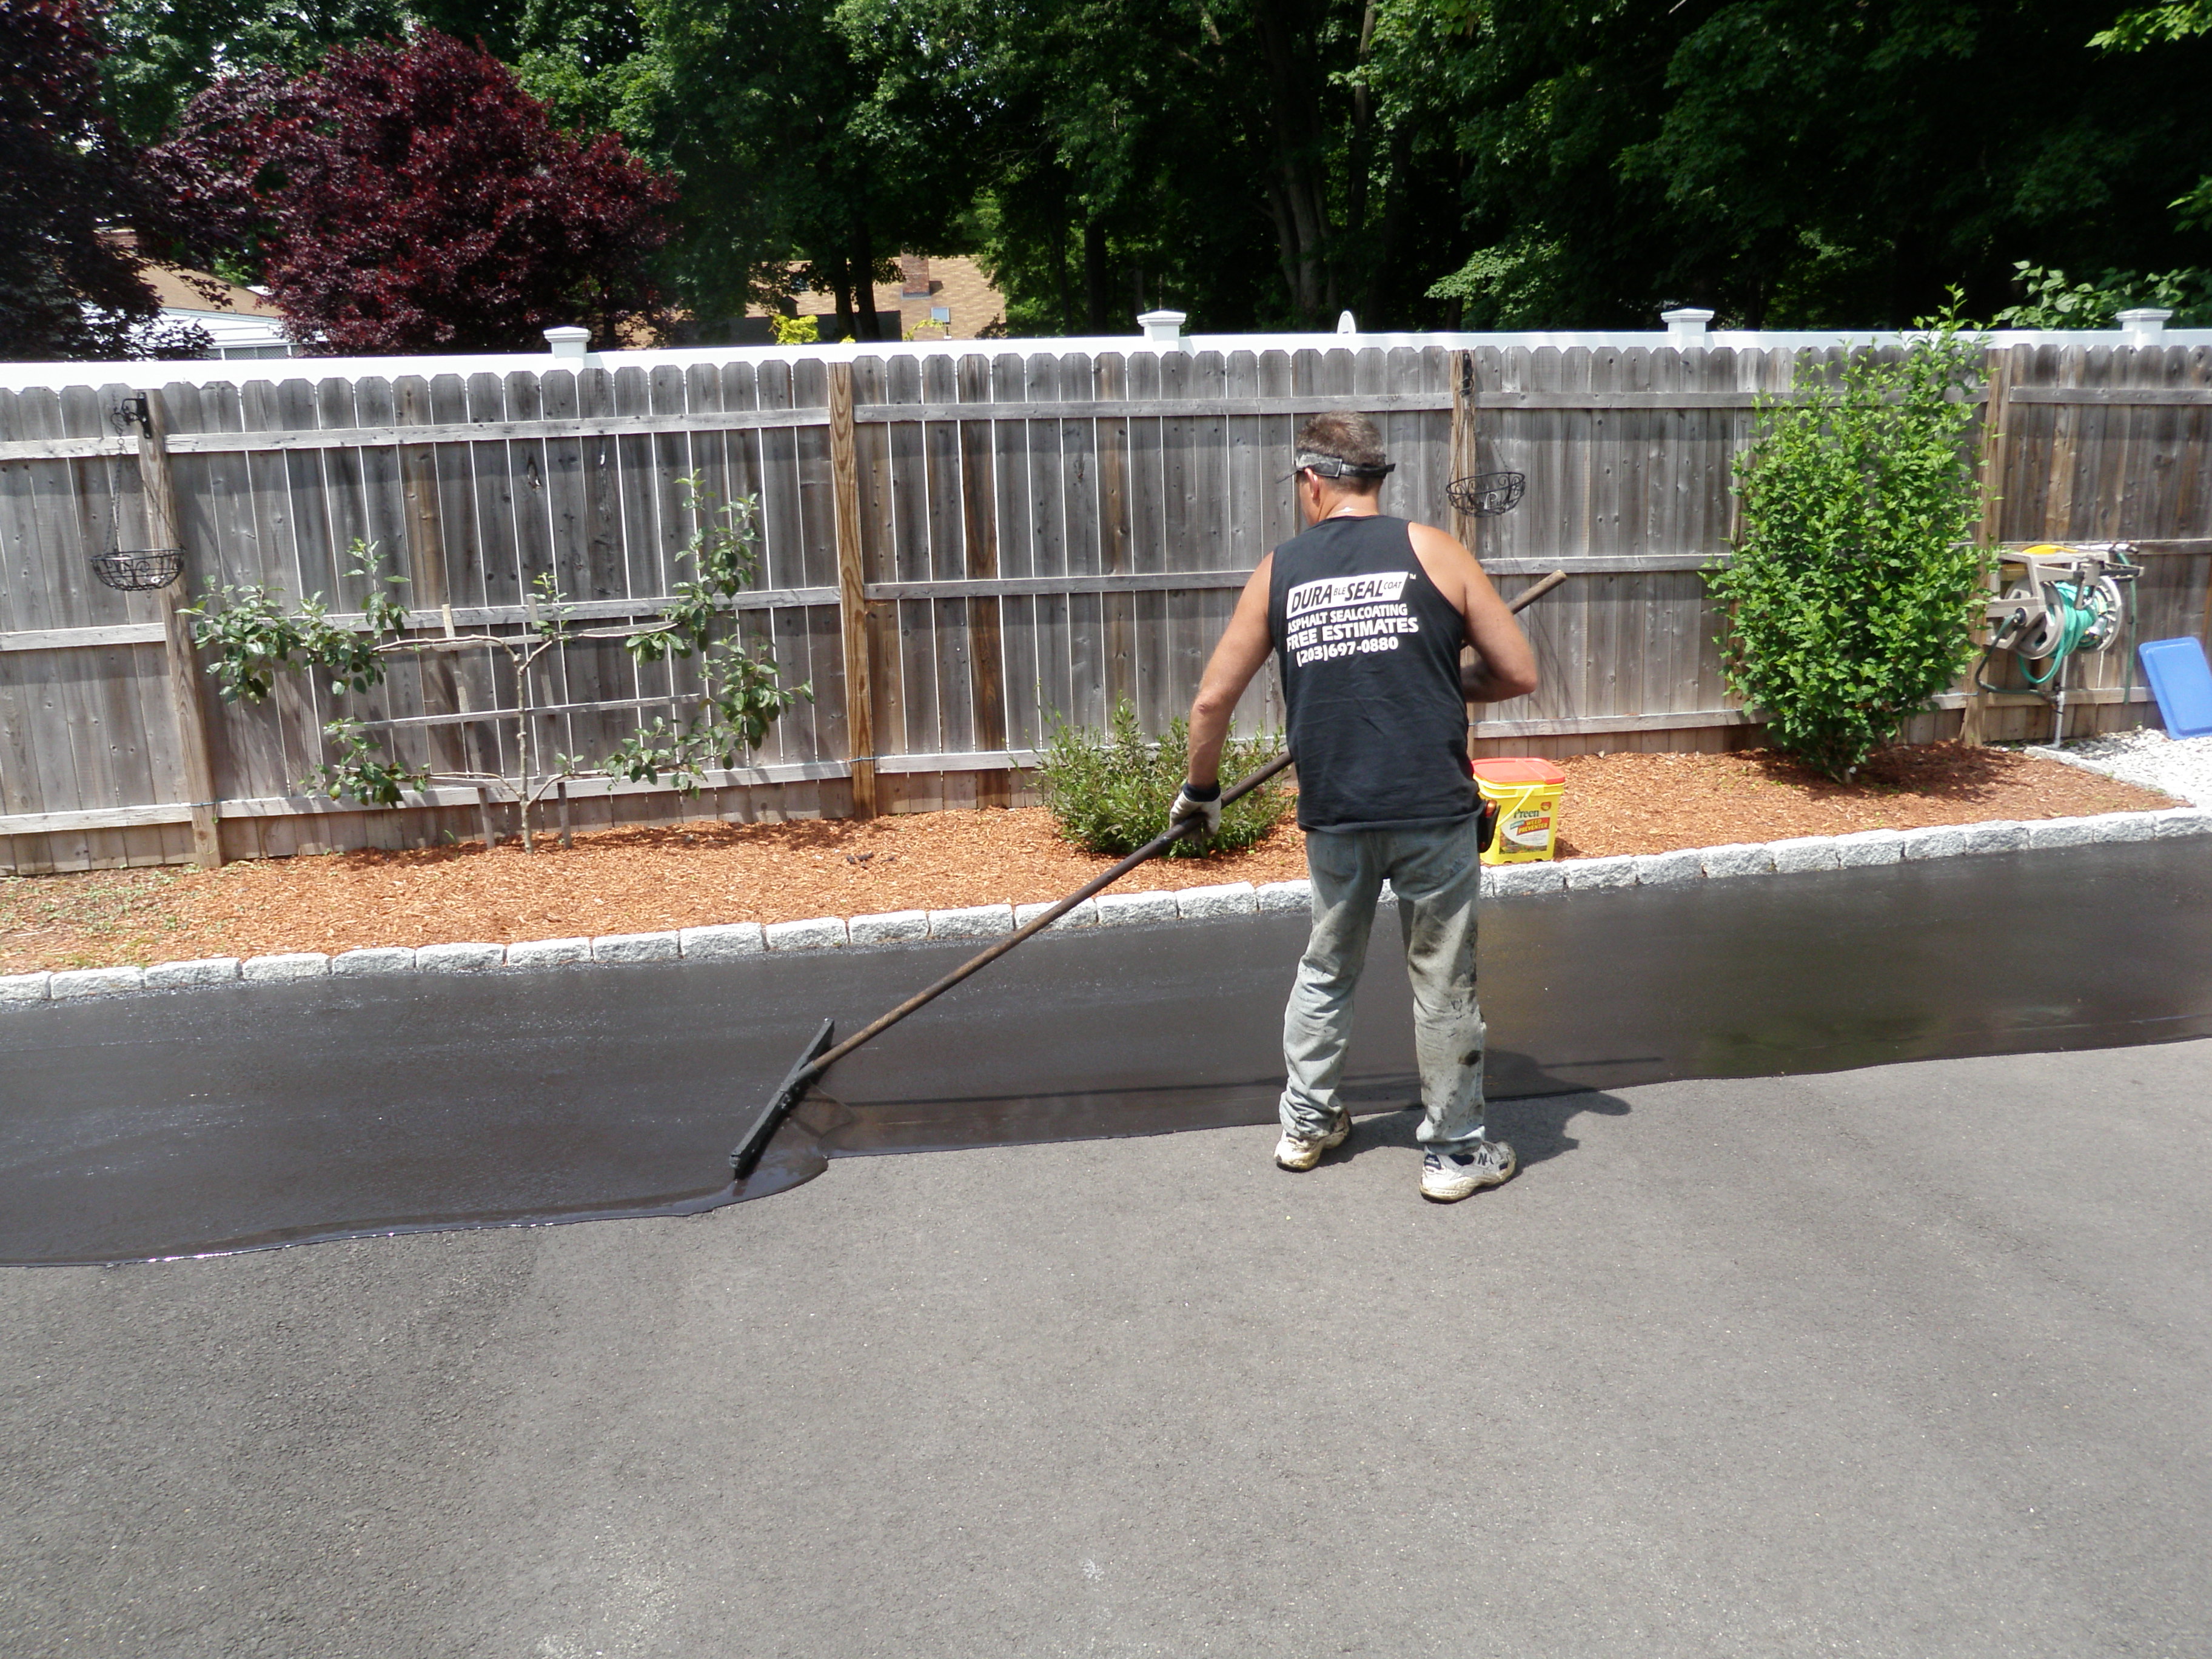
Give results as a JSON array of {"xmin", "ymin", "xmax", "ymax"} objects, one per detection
[{"xmin": 1279, "ymin": 817, "xmax": 1487, "ymax": 1151}]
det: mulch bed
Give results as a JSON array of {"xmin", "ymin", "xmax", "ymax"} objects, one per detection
[{"xmin": 0, "ymin": 743, "xmax": 2176, "ymax": 974}]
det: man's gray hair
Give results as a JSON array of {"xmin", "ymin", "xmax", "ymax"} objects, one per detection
[{"xmin": 1293, "ymin": 411, "xmax": 1392, "ymax": 484}]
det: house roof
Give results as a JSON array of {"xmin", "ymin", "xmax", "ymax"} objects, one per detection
[
  {"xmin": 138, "ymin": 264, "xmax": 285, "ymax": 321},
  {"xmin": 746, "ymin": 254, "xmax": 1007, "ymax": 340},
  {"xmin": 99, "ymin": 230, "xmax": 285, "ymax": 321}
]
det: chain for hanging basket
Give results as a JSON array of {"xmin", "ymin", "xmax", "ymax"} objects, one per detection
[
  {"xmin": 1445, "ymin": 471, "xmax": 1526, "ymax": 517},
  {"xmin": 90, "ymin": 550, "xmax": 184, "ymax": 592}
]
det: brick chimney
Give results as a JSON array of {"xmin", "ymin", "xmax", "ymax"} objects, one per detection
[{"xmin": 899, "ymin": 254, "xmax": 932, "ymax": 298}]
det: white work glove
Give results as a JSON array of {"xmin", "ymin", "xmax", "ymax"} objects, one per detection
[{"xmin": 1170, "ymin": 780, "xmax": 1222, "ymax": 838}]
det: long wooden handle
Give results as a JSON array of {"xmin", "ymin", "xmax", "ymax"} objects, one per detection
[
  {"xmin": 793, "ymin": 748, "xmax": 1294, "ymax": 1084},
  {"xmin": 1506, "ymin": 566, "xmax": 1570, "ymax": 611},
  {"xmin": 792, "ymin": 568, "xmax": 1568, "ymax": 1088}
]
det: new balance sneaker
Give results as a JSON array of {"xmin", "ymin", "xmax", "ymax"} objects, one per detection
[
  {"xmin": 1420, "ymin": 1138, "xmax": 1517, "ymax": 1202},
  {"xmin": 1275, "ymin": 1111, "xmax": 1352, "ymax": 1171}
]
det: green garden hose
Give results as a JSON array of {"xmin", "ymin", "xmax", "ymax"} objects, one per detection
[{"xmin": 2014, "ymin": 581, "xmax": 2100, "ymax": 686}]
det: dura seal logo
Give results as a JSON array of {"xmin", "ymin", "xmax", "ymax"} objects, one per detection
[{"xmin": 1284, "ymin": 572, "xmax": 1419, "ymax": 668}]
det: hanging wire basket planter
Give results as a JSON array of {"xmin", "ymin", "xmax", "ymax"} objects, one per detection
[
  {"xmin": 90, "ymin": 549, "xmax": 185, "ymax": 592},
  {"xmin": 92, "ymin": 395, "xmax": 185, "ymax": 590},
  {"xmin": 1445, "ymin": 471, "xmax": 1527, "ymax": 517}
]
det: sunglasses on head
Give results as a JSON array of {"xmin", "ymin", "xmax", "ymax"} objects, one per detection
[{"xmin": 1285, "ymin": 451, "xmax": 1396, "ymax": 483}]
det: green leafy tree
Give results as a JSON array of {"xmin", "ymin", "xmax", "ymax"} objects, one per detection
[
  {"xmin": 620, "ymin": 0, "xmax": 968, "ymax": 340},
  {"xmin": 843, "ymin": 0, "xmax": 1469, "ymax": 333},
  {"xmin": 95, "ymin": 0, "xmax": 568, "ymax": 143},
  {"xmin": 2093, "ymin": 0, "xmax": 2212, "ymax": 234},
  {"xmin": 2092, "ymin": 1, "xmax": 2212, "ymax": 50},
  {"xmin": 1706, "ymin": 310, "xmax": 1989, "ymax": 777},
  {"xmin": 508, "ymin": 0, "xmax": 661, "ymax": 139},
  {"xmin": 94, "ymin": 0, "xmax": 408, "ymax": 143},
  {"xmin": 1379, "ymin": 0, "xmax": 2212, "ymax": 329},
  {"xmin": 91, "ymin": 0, "xmax": 2212, "ymax": 340}
]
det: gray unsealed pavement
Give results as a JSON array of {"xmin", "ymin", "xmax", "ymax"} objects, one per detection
[{"xmin": 5, "ymin": 1039, "xmax": 2210, "ymax": 1658}]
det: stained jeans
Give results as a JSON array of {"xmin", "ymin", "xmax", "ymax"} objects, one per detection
[{"xmin": 1279, "ymin": 817, "xmax": 1487, "ymax": 1151}]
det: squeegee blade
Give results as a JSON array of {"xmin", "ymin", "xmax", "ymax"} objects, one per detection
[{"xmin": 729, "ymin": 1017, "xmax": 837, "ymax": 1179}]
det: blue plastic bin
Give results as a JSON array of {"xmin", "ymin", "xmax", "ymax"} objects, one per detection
[{"xmin": 2138, "ymin": 637, "xmax": 2212, "ymax": 739}]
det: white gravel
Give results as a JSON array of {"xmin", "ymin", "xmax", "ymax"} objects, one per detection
[{"xmin": 2029, "ymin": 729, "xmax": 2212, "ymax": 807}]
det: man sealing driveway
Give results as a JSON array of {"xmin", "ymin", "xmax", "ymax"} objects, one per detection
[{"xmin": 1175, "ymin": 409, "xmax": 1538, "ymax": 1200}]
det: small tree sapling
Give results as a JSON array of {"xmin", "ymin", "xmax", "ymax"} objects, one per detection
[{"xmin": 184, "ymin": 481, "xmax": 809, "ymax": 848}]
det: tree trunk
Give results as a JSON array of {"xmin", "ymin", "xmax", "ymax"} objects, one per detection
[
  {"xmin": 1362, "ymin": 122, "xmax": 1412, "ymax": 323},
  {"xmin": 1344, "ymin": 4, "xmax": 1378, "ymax": 247},
  {"xmin": 1261, "ymin": 181, "xmax": 1303, "ymax": 318},
  {"xmin": 1083, "ymin": 220, "xmax": 1108, "ymax": 333},
  {"xmin": 1051, "ymin": 218, "xmax": 1074, "ymax": 333},
  {"xmin": 830, "ymin": 259, "xmax": 854, "ymax": 342},
  {"xmin": 1249, "ymin": 1, "xmax": 1338, "ymax": 326},
  {"xmin": 852, "ymin": 221, "xmax": 882, "ymax": 342}
]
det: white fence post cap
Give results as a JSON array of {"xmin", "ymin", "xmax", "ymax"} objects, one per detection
[
  {"xmin": 1136, "ymin": 309, "xmax": 1189, "ymax": 350},
  {"xmin": 543, "ymin": 326, "xmax": 592, "ymax": 358},
  {"xmin": 1336, "ymin": 310, "xmax": 1359, "ymax": 335},
  {"xmin": 2117, "ymin": 308, "xmax": 2171, "ymax": 345},
  {"xmin": 1662, "ymin": 307, "xmax": 1715, "ymax": 343}
]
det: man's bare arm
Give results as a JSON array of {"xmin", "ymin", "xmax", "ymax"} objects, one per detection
[
  {"xmin": 1460, "ymin": 638, "xmax": 1535, "ymax": 704},
  {"xmin": 1407, "ymin": 522, "xmax": 1538, "ymax": 704},
  {"xmin": 1184, "ymin": 555, "xmax": 1275, "ymax": 787}
]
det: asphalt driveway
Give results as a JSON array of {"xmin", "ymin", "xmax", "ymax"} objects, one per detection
[{"xmin": 5, "ymin": 1036, "xmax": 2208, "ymax": 1657}]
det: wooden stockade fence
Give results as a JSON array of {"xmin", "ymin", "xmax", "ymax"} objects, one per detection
[{"xmin": 2, "ymin": 338, "xmax": 2209, "ymax": 874}]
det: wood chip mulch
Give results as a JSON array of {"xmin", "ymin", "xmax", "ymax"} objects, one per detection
[
  {"xmin": 1545, "ymin": 743, "xmax": 2174, "ymax": 857},
  {"xmin": 0, "ymin": 743, "xmax": 2177, "ymax": 974}
]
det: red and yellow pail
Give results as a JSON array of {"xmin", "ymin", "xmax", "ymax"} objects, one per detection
[{"xmin": 1471, "ymin": 757, "xmax": 1567, "ymax": 865}]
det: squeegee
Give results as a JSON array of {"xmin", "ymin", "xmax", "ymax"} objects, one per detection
[{"xmin": 729, "ymin": 566, "xmax": 1569, "ymax": 1179}]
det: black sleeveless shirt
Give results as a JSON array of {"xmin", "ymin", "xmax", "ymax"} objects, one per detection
[{"xmin": 1267, "ymin": 514, "xmax": 1476, "ymax": 833}]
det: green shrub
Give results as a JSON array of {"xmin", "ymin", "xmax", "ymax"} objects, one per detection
[
  {"xmin": 1037, "ymin": 699, "xmax": 1290, "ymax": 857},
  {"xmin": 1706, "ymin": 305, "xmax": 1989, "ymax": 779}
]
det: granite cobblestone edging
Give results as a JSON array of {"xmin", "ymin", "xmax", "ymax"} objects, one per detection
[{"xmin": 4, "ymin": 807, "xmax": 2206, "ymax": 1007}]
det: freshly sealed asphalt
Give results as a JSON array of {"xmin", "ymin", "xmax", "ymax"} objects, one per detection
[
  {"xmin": 1, "ymin": 840, "xmax": 2209, "ymax": 1654},
  {"xmin": 4, "ymin": 1039, "xmax": 2208, "ymax": 1657},
  {"xmin": 4, "ymin": 840, "xmax": 2209, "ymax": 1265}
]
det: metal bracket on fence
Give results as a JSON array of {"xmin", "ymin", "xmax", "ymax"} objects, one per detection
[{"xmin": 109, "ymin": 397, "xmax": 151, "ymax": 440}]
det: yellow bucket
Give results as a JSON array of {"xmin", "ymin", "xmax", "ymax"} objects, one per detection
[{"xmin": 1472, "ymin": 758, "xmax": 1567, "ymax": 865}]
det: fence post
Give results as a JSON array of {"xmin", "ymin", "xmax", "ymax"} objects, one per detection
[
  {"xmin": 957, "ymin": 354, "xmax": 1010, "ymax": 808},
  {"xmin": 828, "ymin": 361, "xmax": 877, "ymax": 817},
  {"xmin": 136, "ymin": 388, "xmax": 224, "ymax": 868},
  {"xmin": 1960, "ymin": 346, "xmax": 2014, "ymax": 747},
  {"xmin": 1449, "ymin": 349, "xmax": 1480, "ymax": 548}
]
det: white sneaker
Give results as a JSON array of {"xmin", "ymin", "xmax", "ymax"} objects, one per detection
[
  {"xmin": 1275, "ymin": 1111, "xmax": 1351, "ymax": 1171},
  {"xmin": 1420, "ymin": 1139, "xmax": 1516, "ymax": 1202}
]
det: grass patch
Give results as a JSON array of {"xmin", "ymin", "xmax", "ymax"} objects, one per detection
[{"xmin": 0, "ymin": 870, "xmax": 192, "ymax": 967}]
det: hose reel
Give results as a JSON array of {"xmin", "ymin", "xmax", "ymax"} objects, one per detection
[{"xmin": 1975, "ymin": 543, "xmax": 2140, "ymax": 741}]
